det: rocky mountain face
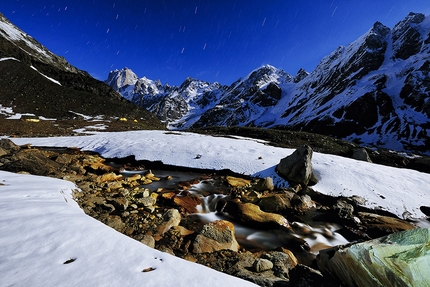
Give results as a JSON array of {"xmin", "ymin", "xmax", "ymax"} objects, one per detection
[
  {"xmin": 107, "ymin": 12, "xmax": 430, "ymax": 154},
  {"xmin": 0, "ymin": 13, "xmax": 162, "ymax": 126}
]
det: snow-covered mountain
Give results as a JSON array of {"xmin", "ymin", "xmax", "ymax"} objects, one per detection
[
  {"xmin": 0, "ymin": 13, "xmax": 162, "ymax": 124},
  {"xmin": 0, "ymin": 13, "xmax": 79, "ymax": 74},
  {"xmin": 107, "ymin": 12, "xmax": 430, "ymax": 154}
]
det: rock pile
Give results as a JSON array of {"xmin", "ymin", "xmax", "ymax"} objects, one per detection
[{"xmin": 1, "ymin": 138, "xmax": 428, "ymax": 287}]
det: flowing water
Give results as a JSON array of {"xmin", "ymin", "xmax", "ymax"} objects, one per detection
[{"xmin": 119, "ymin": 167, "xmax": 351, "ymax": 255}]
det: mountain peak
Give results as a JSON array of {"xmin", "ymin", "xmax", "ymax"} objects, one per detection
[
  {"xmin": 396, "ymin": 12, "xmax": 426, "ymax": 28},
  {"xmin": 105, "ymin": 67, "xmax": 138, "ymax": 91},
  {"xmin": 293, "ymin": 68, "xmax": 309, "ymax": 83}
]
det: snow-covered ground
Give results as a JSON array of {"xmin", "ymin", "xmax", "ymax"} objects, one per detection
[
  {"xmin": 0, "ymin": 171, "xmax": 257, "ymax": 286},
  {"xmin": 3, "ymin": 130, "xmax": 430, "ymax": 286},
  {"xmin": 11, "ymin": 130, "xmax": 430, "ymax": 219}
]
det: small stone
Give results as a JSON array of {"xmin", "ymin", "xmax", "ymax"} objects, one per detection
[
  {"xmin": 141, "ymin": 235, "xmax": 155, "ymax": 248},
  {"xmin": 253, "ymin": 258, "xmax": 273, "ymax": 272},
  {"xmin": 226, "ymin": 176, "xmax": 251, "ymax": 187},
  {"xmin": 157, "ymin": 209, "xmax": 181, "ymax": 235},
  {"xmin": 254, "ymin": 177, "xmax": 274, "ymax": 192},
  {"xmin": 137, "ymin": 197, "xmax": 156, "ymax": 207},
  {"xmin": 96, "ymin": 172, "xmax": 123, "ymax": 183}
]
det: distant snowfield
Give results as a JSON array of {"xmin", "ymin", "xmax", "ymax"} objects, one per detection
[{"xmin": 11, "ymin": 130, "xmax": 430, "ymax": 219}]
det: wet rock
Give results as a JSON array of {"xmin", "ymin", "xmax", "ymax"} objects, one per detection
[
  {"xmin": 144, "ymin": 170, "xmax": 160, "ymax": 181},
  {"xmin": 257, "ymin": 192, "xmax": 294, "ymax": 213},
  {"xmin": 224, "ymin": 199, "xmax": 291, "ymax": 230},
  {"xmin": 96, "ymin": 172, "xmax": 123, "ymax": 183},
  {"xmin": 173, "ymin": 194, "xmax": 202, "ymax": 214},
  {"xmin": 317, "ymin": 228, "xmax": 430, "ymax": 287},
  {"xmin": 292, "ymin": 194, "xmax": 316, "ymax": 213},
  {"xmin": 357, "ymin": 212, "xmax": 416, "ymax": 238},
  {"xmin": 82, "ymin": 155, "xmax": 113, "ymax": 172},
  {"xmin": 253, "ymin": 258, "xmax": 273, "ymax": 272},
  {"xmin": 192, "ymin": 220, "xmax": 239, "ymax": 253},
  {"xmin": 352, "ymin": 147, "xmax": 372, "ymax": 162},
  {"xmin": 226, "ymin": 175, "xmax": 251, "ymax": 187},
  {"xmin": 157, "ymin": 209, "xmax": 181, "ymax": 235},
  {"xmin": 276, "ymin": 145, "xmax": 316, "ymax": 186},
  {"xmin": 254, "ymin": 177, "xmax": 274, "ymax": 192}
]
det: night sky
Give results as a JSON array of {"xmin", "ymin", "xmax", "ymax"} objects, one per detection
[{"xmin": 1, "ymin": 1, "xmax": 429, "ymax": 86}]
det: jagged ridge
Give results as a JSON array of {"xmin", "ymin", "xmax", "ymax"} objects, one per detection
[{"xmin": 107, "ymin": 12, "xmax": 430, "ymax": 154}]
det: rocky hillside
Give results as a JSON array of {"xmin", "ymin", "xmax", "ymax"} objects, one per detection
[
  {"xmin": 0, "ymin": 12, "xmax": 163, "ymax": 127},
  {"xmin": 107, "ymin": 12, "xmax": 430, "ymax": 154}
]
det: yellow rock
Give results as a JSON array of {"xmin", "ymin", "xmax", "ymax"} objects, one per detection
[{"xmin": 226, "ymin": 176, "xmax": 251, "ymax": 187}]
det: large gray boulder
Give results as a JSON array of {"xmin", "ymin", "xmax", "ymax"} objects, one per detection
[
  {"xmin": 316, "ymin": 228, "xmax": 430, "ymax": 287},
  {"xmin": 276, "ymin": 145, "xmax": 316, "ymax": 186}
]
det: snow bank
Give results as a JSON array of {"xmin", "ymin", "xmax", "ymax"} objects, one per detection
[
  {"xmin": 11, "ymin": 130, "xmax": 430, "ymax": 219},
  {"xmin": 0, "ymin": 170, "xmax": 256, "ymax": 286}
]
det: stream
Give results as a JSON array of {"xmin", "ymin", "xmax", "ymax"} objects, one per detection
[{"xmin": 118, "ymin": 165, "xmax": 351, "ymax": 255}]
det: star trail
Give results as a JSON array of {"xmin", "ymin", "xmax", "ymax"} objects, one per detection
[{"xmin": 1, "ymin": 0, "xmax": 429, "ymax": 85}]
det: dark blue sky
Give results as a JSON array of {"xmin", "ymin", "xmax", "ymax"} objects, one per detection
[{"xmin": 1, "ymin": 1, "xmax": 429, "ymax": 85}]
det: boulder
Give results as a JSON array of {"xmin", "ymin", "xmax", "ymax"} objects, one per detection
[
  {"xmin": 5, "ymin": 149, "xmax": 61, "ymax": 176},
  {"xmin": 192, "ymin": 220, "xmax": 239, "ymax": 253},
  {"xmin": 224, "ymin": 199, "xmax": 291, "ymax": 230},
  {"xmin": 317, "ymin": 228, "xmax": 430, "ymax": 287},
  {"xmin": 257, "ymin": 192, "xmax": 295, "ymax": 213},
  {"xmin": 0, "ymin": 138, "xmax": 20, "ymax": 154},
  {"xmin": 352, "ymin": 147, "xmax": 372, "ymax": 162},
  {"xmin": 357, "ymin": 212, "xmax": 416, "ymax": 238},
  {"xmin": 276, "ymin": 145, "xmax": 316, "ymax": 186},
  {"xmin": 157, "ymin": 209, "xmax": 181, "ymax": 235}
]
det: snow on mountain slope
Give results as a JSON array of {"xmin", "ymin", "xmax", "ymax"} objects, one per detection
[
  {"xmin": 107, "ymin": 12, "xmax": 430, "ymax": 154},
  {"xmin": 0, "ymin": 12, "xmax": 79, "ymax": 73}
]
